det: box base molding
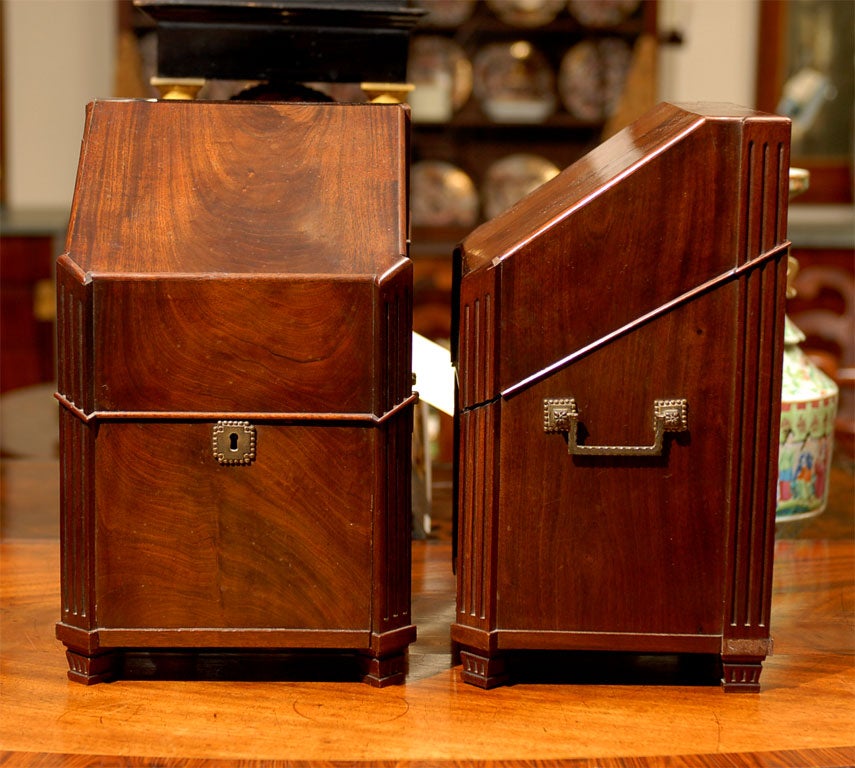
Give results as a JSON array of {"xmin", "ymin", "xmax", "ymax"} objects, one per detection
[
  {"xmin": 452, "ymin": 626, "xmax": 770, "ymax": 692},
  {"xmin": 57, "ymin": 623, "xmax": 417, "ymax": 687}
]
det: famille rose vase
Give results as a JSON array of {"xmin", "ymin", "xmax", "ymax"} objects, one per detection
[{"xmin": 777, "ymin": 315, "xmax": 839, "ymax": 523}]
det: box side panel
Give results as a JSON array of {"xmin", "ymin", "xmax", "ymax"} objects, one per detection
[
  {"xmin": 56, "ymin": 256, "xmax": 92, "ymax": 414},
  {"xmin": 723, "ymin": 255, "xmax": 787, "ymax": 660},
  {"xmin": 498, "ymin": 119, "xmax": 743, "ymax": 397},
  {"xmin": 372, "ymin": 407, "xmax": 415, "ymax": 639},
  {"xmin": 719, "ymin": 119, "xmax": 789, "ymax": 683},
  {"xmin": 94, "ymin": 422, "xmax": 374, "ymax": 633},
  {"xmin": 58, "ymin": 407, "xmax": 97, "ymax": 632},
  {"xmin": 723, "ymin": 117, "xmax": 790, "ymax": 652},
  {"xmin": 91, "ymin": 277, "xmax": 377, "ymax": 415},
  {"xmin": 495, "ymin": 286, "xmax": 734, "ymax": 638},
  {"xmin": 456, "ymin": 266, "xmax": 500, "ymax": 411},
  {"xmin": 377, "ymin": 263, "xmax": 414, "ymax": 416},
  {"xmin": 56, "ymin": 256, "xmax": 99, "ymax": 643},
  {"xmin": 454, "ymin": 400, "xmax": 500, "ymax": 635},
  {"xmin": 736, "ymin": 118, "xmax": 791, "ymax": 267}
]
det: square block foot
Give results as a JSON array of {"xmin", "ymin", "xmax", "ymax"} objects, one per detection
[
  {"xmin": 65, "ymin": 649, "xmax": 119, "ymax": 685},
  {"xmin": 460, "ymin": 649, "xmax": 509, "ymax": 689},
  {"xmin": 360, "ymin": 651, "xmax": 407, "ymax": 687},
  {"xmin": 721, "ymin": 658, "xmax": 763, "ymax": 693}
]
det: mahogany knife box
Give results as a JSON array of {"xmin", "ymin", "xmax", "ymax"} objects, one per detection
[
  {"xmin": 452, "ymin": 103, "xmax": 791, "ymax": 692},
  {"xmin": 55, "ymin": 100, "xmax": 416, "ymax": 686}
]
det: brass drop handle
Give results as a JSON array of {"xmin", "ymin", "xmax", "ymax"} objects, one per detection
[{"xmin": 543, "ymin": 398, "xmax": 688, "ymax": 457}]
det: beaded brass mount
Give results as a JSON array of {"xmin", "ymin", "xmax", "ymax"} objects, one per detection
[
  {"xmin": 212, "ymin": 420, "xmax": 257, "ymax": 466},
  {"xmin": 543, "ymin": 398, "xmax": 688, "ymax": 457}
]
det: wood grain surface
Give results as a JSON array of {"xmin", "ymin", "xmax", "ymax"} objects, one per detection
[
  {"xmin": 1, "ymin": 441, "xmax": 852, "ymax": 766},
  {"xmin": 65, "ymin": 101, "xmax": 409, "ymax": 275},
  {"xmin": 452, "ymin": 103, "xmax": 792, "ymax": 689},
  {"xmin": 57, "ymin": 100, "xmax": 413, "ymax": 419},
  {"xmin": 52, "ymin": 99, "xmax": 416, "ymax": 685}
]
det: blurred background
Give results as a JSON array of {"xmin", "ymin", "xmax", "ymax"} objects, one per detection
[
  {"xmin": 1, "ymin": 0, "xmax": 771, "ymax": 211},
  {"xmin": 1, "ymin": 0, "xmax": 852, "ymax": 469}
]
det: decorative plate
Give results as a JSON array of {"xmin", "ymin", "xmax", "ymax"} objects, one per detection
[
  {"xmin": 473, "ymin": 41, "xmax": 556, "ymax": 123},
  {"xmin": 411, "ymin": 160, "xmax": 479, "ymax": 227},
  {"xmin": 486, "ymin": 0, "xmax": 565, "ymax": 27},
  {"xmin": 482, "ymin": 154, "xmax": 560, "ymax": 220},
  {"xmin": 409, "ymin": 36, "xmax": 473, "ymax": 122},
  {"xmin": 566, "ymin": 0, "xmax": 640, "ymax": 27},
  {"xmin": 558, "ymin": 37, "xmax": 631, "ymax": 120},
  {"xmin": 418, "ymin": 0, "xmax": 476, "ymax": 27}
]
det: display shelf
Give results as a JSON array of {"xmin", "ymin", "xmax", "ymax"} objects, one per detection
[{"xmin": 408, "ymin": 0, "xmax": 659, "ymax": 259}]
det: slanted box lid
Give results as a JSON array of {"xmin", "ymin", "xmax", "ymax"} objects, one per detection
[
  {"xmin": 454, "ymin": 102, "xmax": 791, "ymax": 409},
  {"xmin": 58, "ymin": 99, "xmax": 412, "ymax": 420}
]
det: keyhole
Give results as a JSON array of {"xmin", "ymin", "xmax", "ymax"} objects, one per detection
[{"xmin": 213, "ymin": 421, "xmax": 256, "ymax": 466}]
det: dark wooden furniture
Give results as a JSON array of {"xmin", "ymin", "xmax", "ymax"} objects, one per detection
[
  {"xmin": 0, "ymin": 210, "xmax": 64, "ymax": 394},
  {"xmin": 134, "ymin": 0, "xmax": 424, "ymax": 85},
  {"xmin": 54, "ymin": 99, "xmax": 416, "ymax": 686},
  {"xmin": 452, "ymin": 102, "xmax": 792, "ymax": 691},
  {"xmin": 0, "ymin": 236, "xmax": 53, "ymax": 393}
]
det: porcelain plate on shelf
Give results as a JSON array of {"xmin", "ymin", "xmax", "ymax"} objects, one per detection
[
  {"xmin": 473, "ymin": 41, "xmax": 556, "ymax": 123},
  {"xmin": 486, "ymin": 0, "xmax": 565, "ymax": 26},
  {"xmin": 566, "ymin": 0, "xmax": 640, "ymax": 27},
  {"xmin": 411, "ymin": 160, "xmax": 479, "ymax": 227},
  {"xmin": 409, "ymin": 36, "xmax": 473, "ymax": 122},
  {"xmin": 417, "ymin": 0, "xmax": 476, "ymax": 27},
  {"xmin": 482, "ymin": 153, "xmax": 560, "ymax": 220},
  {"xmin": 559, "ymin": 37, "xmax": 632, "ymax": 121}
]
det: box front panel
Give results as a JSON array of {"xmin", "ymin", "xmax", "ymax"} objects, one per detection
[
  {"xmin": 92, "ymin": 277, "xmax": 377, "ymax": 416},
  {"xmin": 94, "ymin": 422, "xmax": 373, "ymax": 632},
  {"xmin": 495, "ymin": 287, "xmax": 735, "ymax": 638}
]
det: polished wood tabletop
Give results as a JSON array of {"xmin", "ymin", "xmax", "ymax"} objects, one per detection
[{"xmin": 1, "ymin": 384, "xmax": 853, "ymax": 767}]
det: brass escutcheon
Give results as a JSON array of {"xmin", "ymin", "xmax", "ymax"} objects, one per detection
[{"xmin": 212, "ymin": 420, "xmax": 256, "ymax": 466}]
